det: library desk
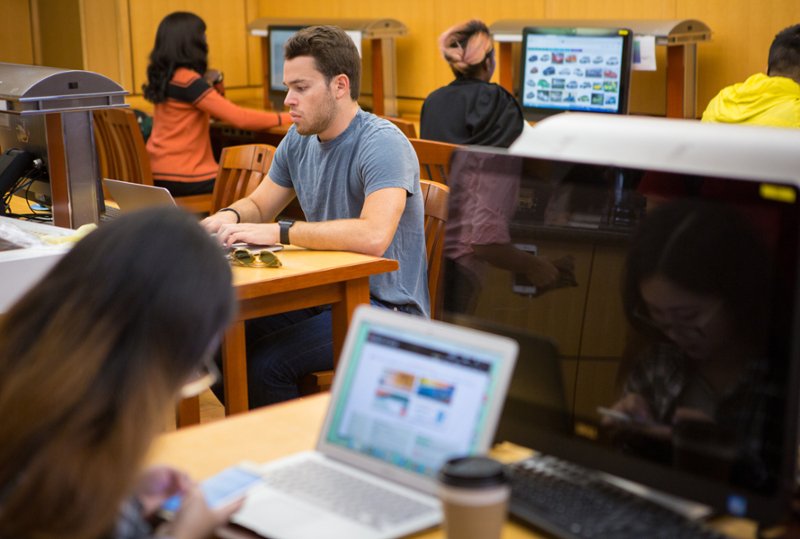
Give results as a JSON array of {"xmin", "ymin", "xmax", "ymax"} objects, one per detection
[
  {"xmin": 155, "ymin": 393, "xmax": 760, "ymax": 539},
  {"xmin": 152, "ymin": 393, "xmax": 542, "ymax": 539}
]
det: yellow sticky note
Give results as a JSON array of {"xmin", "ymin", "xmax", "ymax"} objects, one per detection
[
  {"xmin": 760, "ymin": 183, "xmax": 796, "ymax": 203},
  {"xmin": 619, "ymin": 30, "xmax": 629, "ymax": 35}
]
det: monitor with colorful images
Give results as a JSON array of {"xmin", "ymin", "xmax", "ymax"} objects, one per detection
[{"xmin": 518, "ymin": 27, "xmax": 634, "ymax": 121}]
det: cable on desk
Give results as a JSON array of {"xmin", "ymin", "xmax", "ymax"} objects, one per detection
[{"xmin": 2, "ymin": 168, "xmax": 52, "ymax": 222}]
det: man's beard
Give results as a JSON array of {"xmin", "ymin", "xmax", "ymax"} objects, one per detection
[{"xmin": 295, "ymin": 89, "xmax": 337, "ymax": 136}]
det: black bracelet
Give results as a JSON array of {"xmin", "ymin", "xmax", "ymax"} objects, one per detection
[{"xmin": 218, "ymin": 207, "xmax": 240, "ymax": 223}]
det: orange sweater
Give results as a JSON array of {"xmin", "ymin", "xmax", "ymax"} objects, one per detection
[{"xmin": 146, "ymin": 68, "xmax": 291, "ymax": 183}]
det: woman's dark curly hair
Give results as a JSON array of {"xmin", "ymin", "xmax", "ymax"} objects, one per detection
[{"xmin": 142, "ymin": 12, "xmax": 208, "ymax": 104}]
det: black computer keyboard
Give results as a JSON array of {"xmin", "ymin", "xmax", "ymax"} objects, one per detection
[{"xmin": 507, "ymin": 455, "xmax": 730, "ymax": 539}]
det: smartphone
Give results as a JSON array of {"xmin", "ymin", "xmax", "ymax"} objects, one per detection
[
  {"xmin": 161, "ymin": 466, "xmax": 262, "ymax": 513},
  {"xmin": 512, "ymin": 243, "xmax": 538, "ymax": 296},
  {"xmin": 597, "ymin": 406, "xmax": 660, "ymax": 428}
]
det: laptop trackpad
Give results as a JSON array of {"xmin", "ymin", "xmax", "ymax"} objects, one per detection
[{"xmin": 233, "ymin": 486, "xmax": 373, "ymax": 539}]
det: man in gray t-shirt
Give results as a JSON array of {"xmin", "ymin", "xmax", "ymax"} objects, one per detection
[{"xmin": 202, "ymin": 26, "xmax": 428, "ymax": 407}]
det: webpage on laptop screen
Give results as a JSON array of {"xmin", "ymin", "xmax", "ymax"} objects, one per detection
[{"xmin": 327, "ymin": 324, "xmax": 502, "ymax": 477}]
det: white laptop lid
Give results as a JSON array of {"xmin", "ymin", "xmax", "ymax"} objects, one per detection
[
  {"xmin": 102, "ymin": 179, "xmax": 177, "ymax": 212},
  {"xmin": 317, "ymin": 306, "xmax": 519, "ymax": 496}
]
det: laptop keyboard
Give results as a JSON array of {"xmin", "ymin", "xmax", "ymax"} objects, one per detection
[
  {"xmin": 100, "ymin": 206, "xmax": 122, "ymax": 222},
  {"xmin": 262, "ymin": 460, "xmax": 437, "ymax": 530}
]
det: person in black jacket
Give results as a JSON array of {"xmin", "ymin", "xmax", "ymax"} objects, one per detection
[{"xmin": 421, "ymin": 20, "xmax": 524, "ymax": 148}]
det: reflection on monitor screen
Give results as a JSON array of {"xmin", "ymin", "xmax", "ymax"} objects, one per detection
[
  {"xmin": 519, "ymin": 27, "xmax": 633, "ymax": 121},
  {"xmin": 442, "ymin": 147, "xmax": 800, "ymax": 524}
]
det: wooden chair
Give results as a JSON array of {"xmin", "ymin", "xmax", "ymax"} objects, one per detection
[
  {"xmin": 409, "ymin": 138, "xmax": 463, "ymax": 185},
  {"xmin": 297, "ymin": 178, "xmax": 451, "ymax": 395},
  {"xmin": 210, "ymin": 144, "xmax": 276, "ymax": 213},
  {"xmin": 93, "ymin": 110, "xmax": 117, "ymax": 183},
  {"xmin": 102, "ymin": 108, "xmax": 153, "ymax": 186},
  {"xmin": 379, "ymin": 115, "xmax": 417, "ymax": 139},
  {"xmin": 98, "ymin": 108, "xmax": 212, "ymax": 214},
  {"xmin": 419, "ymin": 179, "xmax": 450, "ymax": 319}
]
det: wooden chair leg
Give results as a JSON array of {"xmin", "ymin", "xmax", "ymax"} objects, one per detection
[{"xmin": 176, "ymin": 396, "xmax": 201, "ymax": 427}]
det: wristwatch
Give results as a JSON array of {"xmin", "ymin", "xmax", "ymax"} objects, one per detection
[{"xmin": 279, "ymin": 219, "xmax": 295, "ymax": 245}]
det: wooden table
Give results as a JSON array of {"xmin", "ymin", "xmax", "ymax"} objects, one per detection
[
  {"xmin": 178, "ymin": 247, "xmax": 398, "ymax": 426},
  {"xmin": 157, "ymin": 393, "xmax": 760, "ymax": 539},
  {"xmin": 151, "ymin": 393, "xmax": 541, "ymax": 539}
]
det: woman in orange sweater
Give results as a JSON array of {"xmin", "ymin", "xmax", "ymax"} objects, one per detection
[{"xmin": 143, "ymin": 12, "xmax": 291, "ymax": 196}]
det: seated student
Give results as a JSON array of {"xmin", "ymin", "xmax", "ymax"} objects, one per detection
[
  {"xmin": 420, "ymin": 20, "xmax": 524, "ymax": 148},
  {"xmin": 143, "ymin": 12, "xmax": 291, "ymax": 197},
  {"xmin": 701, "ymin": 23, "xmax": 800, "ymax": 127},
  {"xmin": 0, "ymin": 208, "xmax": 239, "ymax": 539},
  {"xmin": 604, "ymin": 199, "xmax": 785, "ymax": 489},
  {"xmin": 202, "ymin": 26, "xmax": 428, "ymax": 408}
]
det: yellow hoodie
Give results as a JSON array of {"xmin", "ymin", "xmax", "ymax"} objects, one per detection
[{"xmin": 701, "ymin": 73, "xmax": 800, "ymax": 128}]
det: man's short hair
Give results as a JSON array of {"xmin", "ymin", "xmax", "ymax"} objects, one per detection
[
  {"xmin": 284, "ymin": 26, "xmax": 361, "ymax": 100},
  {"xmin": 768, "ymin": 24, "xmax": 800, "ymax": 79}
]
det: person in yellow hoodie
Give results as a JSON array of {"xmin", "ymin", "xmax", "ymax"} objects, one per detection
[{"xmin": 702, "ymin": 24, "xmax": 800, "ymax": 128}]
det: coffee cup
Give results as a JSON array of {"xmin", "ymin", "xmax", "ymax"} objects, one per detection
[{"xmin": 438, "ymin": 456, "xmax": 510, "ymax": 539}]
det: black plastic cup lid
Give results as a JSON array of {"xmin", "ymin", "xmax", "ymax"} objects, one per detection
[{"xmin": 438, "ymin": 456, "xmax": 509, "ymax": 488}]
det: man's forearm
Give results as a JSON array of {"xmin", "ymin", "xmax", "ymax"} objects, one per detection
[{"xmin": 289, "ymin": 218, "xmax": 393, "ymax": 256}]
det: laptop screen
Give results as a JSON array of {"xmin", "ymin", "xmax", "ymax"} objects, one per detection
[{"xmin": 325, "ymin": 321, "xmax": 506, "ymax": 478}]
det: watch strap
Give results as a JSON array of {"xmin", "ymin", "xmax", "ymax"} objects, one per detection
[{"xmin": 279, "ymin": 219, "xmax": 295, "ymax": 245}]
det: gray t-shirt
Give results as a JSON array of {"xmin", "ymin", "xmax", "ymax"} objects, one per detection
[{"xmin": 269, "ymin": 109, "xmax": 430, "ymax": 317}]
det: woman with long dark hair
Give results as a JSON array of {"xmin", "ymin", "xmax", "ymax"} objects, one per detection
[
  {"xmin": 143, "ymin": 12, "xmax": 290, "ymax": 197},
  {"xmin": 0, "ymin": 207, "xmax": 238, "ymax": 539},
  {"xmin": 420, "ymin": 20, "xmax": 524, "ymax": 148}
]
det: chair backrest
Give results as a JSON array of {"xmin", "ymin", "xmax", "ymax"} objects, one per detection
[
  {"xmin": 102, "ymin": 108, "xmax": 154, "ymax": 185},
  {"xmin": 420, "ymin": 178, "xmax": 450, "ymax": 319},
  {"xmin": 211, "ymin": 144, "xmax": 276, "ymax": 213},
  {"xmin": 409, "ymin": 138, "xmax": 462, "ymax": 185},
  {"xmin": 93, "ymin": 110, "xmax": 116, "ymax": 181},
  {"xmin": 379, "ymin": 115, "xmax": 417, "ymax": 139}
]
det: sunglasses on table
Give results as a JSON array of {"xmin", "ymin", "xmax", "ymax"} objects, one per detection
[{"xmin": 229, "ymin": 248, "xmax": 282, "ymax": 268}]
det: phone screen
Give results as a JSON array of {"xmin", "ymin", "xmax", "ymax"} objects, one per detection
[
  {"xmin": 512, "ymin": 243, "xmax": 539, "ymax": 295},
  {"xmin": 161, "ymin": 467, "xmax": 261, "ymax": 513}
]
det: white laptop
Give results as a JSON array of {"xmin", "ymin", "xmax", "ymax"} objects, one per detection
[
  {"xmin": 233, "ymin": 305, "xmax": 519, "ymax": 539},
  {"xmin": 102, "ymin": 179, "xmax": 177, "ymax": 215}
]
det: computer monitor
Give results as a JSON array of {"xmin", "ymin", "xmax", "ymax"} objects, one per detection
[
  {"xmin": 518, "ymin": 27, "xmax": 633, "ymax": 122},
  {"xmin": 267, "ymin": 26, "xmax": 306, "ymax": 109},
  {"xmin": 0, "ymin": 114, "xmax": 55, "ymax": 215},
  {"xmin": 442, "ymin": 119, "xmax": 800, "ymax": 526}
]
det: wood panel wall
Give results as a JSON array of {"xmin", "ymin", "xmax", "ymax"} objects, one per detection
[
  {"xmin": 0, "ymin": 0, "xmax": 36, "ymax": 66},
  {"xmin": 2, "ymin": 0, "xmax": 799, "ymax": 117},
  {"xmin": 126, "ymin": 0, "xmax": 261, "ymax": 95}
]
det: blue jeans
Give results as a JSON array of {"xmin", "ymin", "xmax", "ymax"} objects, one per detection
[{"xmin": 244, "ymin": 299, "xmax": 409, "ymax": 408}]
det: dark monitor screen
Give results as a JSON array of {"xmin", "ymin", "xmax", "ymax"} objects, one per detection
[
  {"xmin": 442, "ymin": 147, "xmax": 800, "ymax": 525},
  {"xmin": 518, "ymin": 27, "xmax": 633, "ymax": 121}
]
